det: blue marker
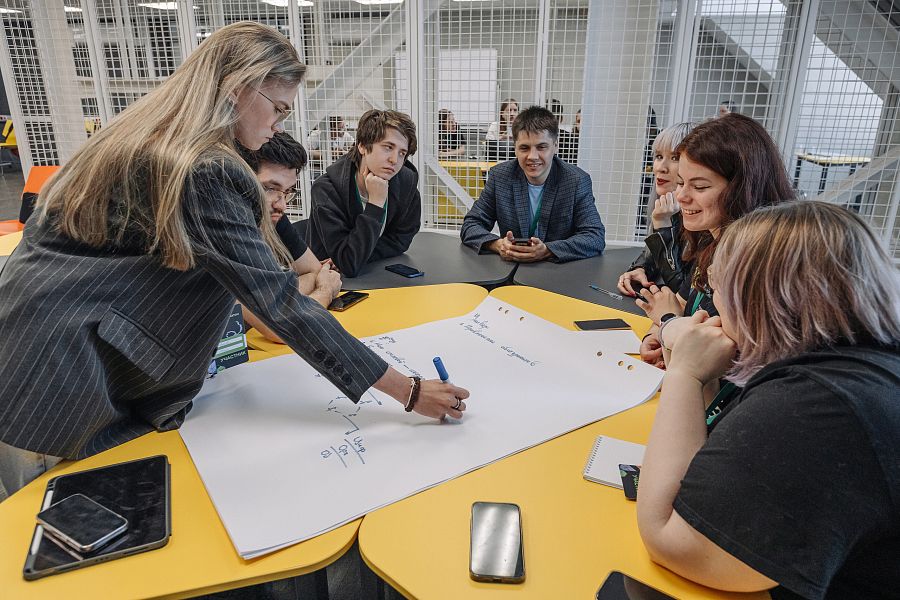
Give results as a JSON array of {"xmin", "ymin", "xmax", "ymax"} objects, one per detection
[
  {"xmin": 433, "ymin": 356, "xmax": 450, "ymax": 382},
  {"xmin": 433, "ymin": 356, "xmax": 462, "ymax": 420}
]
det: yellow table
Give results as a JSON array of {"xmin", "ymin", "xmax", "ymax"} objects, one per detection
[
  {"xmin": 435, "ymin": 160, "xmax": 497, "ymax": 226},
  {"xmin": 0, "ymin": 229, "xmax": 22, "ymax": 255},
  {"xmin": 0, "ymin": 283, "xmax": 488, "ymax": 599},
  {"xmin": 359, "ymin": 286, "xmax": 766, "ymax": 600}
]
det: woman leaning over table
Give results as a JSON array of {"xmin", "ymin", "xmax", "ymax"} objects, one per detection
[
  {"xmin": 0, "ymin": 22, "xmax": 468, "ymax": 502},
  {"xmin": 616, "ymin": 122, "xmax": 695, "ymax": 297},
  {"xmin": 636, "ymin": 201, "xmax": 900, "ymax": 599},
  {"xmin": 636, "ymin": 113, "xmax": 794, "ymax": 372}
]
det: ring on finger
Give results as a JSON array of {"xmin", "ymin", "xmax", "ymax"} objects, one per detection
[{"xmin": 452, "ymin": 397, "xmax": 462, "ymax": 410}]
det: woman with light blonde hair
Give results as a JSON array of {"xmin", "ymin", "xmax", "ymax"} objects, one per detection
[
  {"xmin": 636, "ymin": 201, "xmax": 900, "ymax": 598},
  {"xmin": 617, "ymin": 121, "xmax": 695, "ymax": 298},
  {"xmin": 0, "ymin": 21, "xmax": 468, "ymax": 501}
]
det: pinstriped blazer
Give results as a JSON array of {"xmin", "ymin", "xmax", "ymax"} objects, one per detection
[
  {"xmin": 0, "ymin": 157, "xmax": 388, "ymax": 459},
  {"xmin": 459, "ymin": 155, "xmax": 605, "ymax": 262}
]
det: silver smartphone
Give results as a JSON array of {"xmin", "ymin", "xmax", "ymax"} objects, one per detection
[
  {"xmin": 469, "ymin": 501, "xmax": 525, "ymax": 583},
  {"xmin": 36, "ymin": 493, "xmax": 128, "ymax": 553}
]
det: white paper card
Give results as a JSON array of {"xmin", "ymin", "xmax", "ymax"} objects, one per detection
[{"xmin": 180, "ymin": 297, "xmax": 663, "ymax": 558}]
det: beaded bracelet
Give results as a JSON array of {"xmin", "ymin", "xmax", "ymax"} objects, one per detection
[{"xmin": 404, "ymin": 376, "xmax": 422, "ymax": 412}]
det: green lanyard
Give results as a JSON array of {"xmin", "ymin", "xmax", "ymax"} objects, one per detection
[
  {"xmin": 529, "ymin": 189, "xmax": 544, "ymax": 238},
  {"xmin": 689, "ymin": 291, "xmax": 704, "ymax": 315},
  {"xmin": 706, "ymin": 382, "xmax": 738, "ymax": 426}
]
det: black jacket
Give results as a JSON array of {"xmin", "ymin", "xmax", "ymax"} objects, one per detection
[
  {"xmin": 308, "ymin": 154, "xmax": 421, "ymax": 277},
  {"xmin": 629, "ymin": 211, "xmax": 687, "ymax": 290}
]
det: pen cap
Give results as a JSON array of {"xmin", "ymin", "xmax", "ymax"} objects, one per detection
[{"xmin": 432, "ymin": 357, "xmax": 450, "ymax": 381}]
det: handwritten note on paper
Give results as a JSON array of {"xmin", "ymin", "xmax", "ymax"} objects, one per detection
[{"xmin": 180, "ymin": 297, "xmax": 663, "ymax": 559}]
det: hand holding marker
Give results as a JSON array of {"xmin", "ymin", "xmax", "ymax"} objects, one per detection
[{"xmin": 433, "ymin": 356, "xmax": 464, "ymax": 419}]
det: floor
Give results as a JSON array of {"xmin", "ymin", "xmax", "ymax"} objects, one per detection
[
  {"xmin": 0, "ymin": 166, "xmax": 404, "ymax": 600},
  {"xmin": 0, "ymin": 167, "xmax": 24, "ymax": 220}
]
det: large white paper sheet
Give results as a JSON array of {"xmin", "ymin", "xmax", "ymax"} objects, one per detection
[{"xmin": 180, "ymin": 297, "xmax": 663, "ymax": 558}]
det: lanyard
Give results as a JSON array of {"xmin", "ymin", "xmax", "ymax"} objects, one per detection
[
  {"xmin": 706, "ymin": 381, "xmax": 738, "ymax": 425},
  {"xmin": 529, "ymin": 188, "xmax": 544, "ymax": 238},
  {"xmin": 690, "ymin": 291, "xmax": 704, "ymax": 315}
]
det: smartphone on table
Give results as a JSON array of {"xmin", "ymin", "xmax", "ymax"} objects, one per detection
[
  {"xmin": 36, "ymin": 493, "xmax": 128, "ymax": 553},
  {"xmin": 385, "ymin": 263, "xmax": 424, "ymax": 278},
  {"xmin": 328, "ymin": 291, "xmax": 369, "ymax": 312},
  {"xmin": 512, "ymin": 237, "xmax": 532, "ymax": 246},
  {"xmin": 596, "ymin": 571, "xmax": 677, "ymax": 599},
  {"xmin": 574, "ymin": 318, "xmax": 632, "ymax": 331},
  {"xmin": 469, "ymin": 501, "xmax": 525, "ymax": 583}
]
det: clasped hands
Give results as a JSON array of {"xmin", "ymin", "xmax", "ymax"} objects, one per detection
[
  {"xmin": 662, "ymin": 310, "xmax": 737, "ymax": 386},
  {"xmin": 490, "ymin": 231, "xmax": 551, "ymax": 263}
]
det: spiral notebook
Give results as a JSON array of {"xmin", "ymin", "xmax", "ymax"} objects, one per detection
[{"xmin": 583, "ymin": 436, "xmax": 646, "ymax": 488}]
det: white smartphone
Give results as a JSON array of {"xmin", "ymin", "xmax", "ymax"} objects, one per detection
[
  {"xmin": 36, "ymin": 493, "xmax": 128, "ymax": 553},
  {"xmin": 469, "ymin": 501, "xmax": 525, "ymax": 583}
]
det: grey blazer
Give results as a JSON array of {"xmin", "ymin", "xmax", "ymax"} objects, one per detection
[
  {"xmin": 0, "ymin": 157, "xmax": 388, "ymax": 459},
  {"xmin": 459, "ymin": 155, "xmax": 605, "ymax": 262}
]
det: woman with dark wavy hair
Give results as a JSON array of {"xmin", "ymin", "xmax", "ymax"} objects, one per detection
[{"xmin": 637, "ymin": 113, "xmax": 794, "ymax": 372}]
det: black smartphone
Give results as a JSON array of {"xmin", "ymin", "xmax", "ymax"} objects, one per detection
[
  {"xmin": 36, "ymin": 493, "xmax": 128, "ymax": 553},
  {"xmin": 385, "ymin": 263, "xmax": 425, "ymax": 278},
  {"xmin": 574, "ymin": 318, "xmax": 632, "ymax": 331},
  {"xmin": 596, "ymin": 571, "xmax": 676, "ymax": 600},
  {"xmin": 328, "ymin": 291, "xmax": 369, "ymax": 312},
  {"xmin": 512, "ymin": 237, "xmax": 532, "ymax": 246},
  {"xmin": 469, "ymin": 501, "xmax": 525, "ymax": 583}
]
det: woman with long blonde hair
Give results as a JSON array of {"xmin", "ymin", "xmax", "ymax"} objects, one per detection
[
  {"xmin": 636, "ymin": 201, "xmax": 900, "ymax": 597},
  {"xmin": 0, "ymin": 22, "xmax": 468, "ymax": 501}
]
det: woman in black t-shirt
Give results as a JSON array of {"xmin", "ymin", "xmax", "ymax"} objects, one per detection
[
  {"xmin": 635, "ymin": 113, "xmax": 794, "ymax": 371},
  {"xmin": 637, "ymin": 201, "xmax": 900, "ymax": 599}
]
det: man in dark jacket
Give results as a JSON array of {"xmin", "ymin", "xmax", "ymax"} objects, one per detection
[
  {"xmin": 460, "ymin": 105, "xmax": 605, "ymax": 263},
  {"xmin": 308, "ymin": 109, "xmax": 421, "ymax": 277}
]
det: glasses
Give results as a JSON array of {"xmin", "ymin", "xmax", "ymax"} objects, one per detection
[
  {"xmin": 256, "ymin": 89, "xmax": 293, "ymax": 124},
  {"xmin": 263, "ymin": 185, "xmax": 299, "ymax": 204}
]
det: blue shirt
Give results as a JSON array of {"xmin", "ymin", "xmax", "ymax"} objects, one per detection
[{"xmin": 527, "ymin": 183, "xmax": 544, "ymax": 237}]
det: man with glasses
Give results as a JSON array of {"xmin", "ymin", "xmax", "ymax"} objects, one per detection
[
  {"xmin": 308, "ymin": 109, "xmax": 421, "ymax": 277},
  {"xmin": 238, "ymin": 132, "xmax": 341, "ymax": 343}
]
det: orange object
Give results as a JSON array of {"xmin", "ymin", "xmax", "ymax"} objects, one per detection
[
  {"xmin": 0, "ymin": 219, "xmax": 24, "ymax": 235},
  {"xmin": 23, "ymin": 165, "xmax": 60, "ymax": 195}
]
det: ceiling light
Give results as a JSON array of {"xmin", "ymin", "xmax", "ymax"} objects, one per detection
[
  {"xmin": 353, "ymin": 0, "xmax": 403, "ymax": 5},
  {"xmin": 64, "ymin": 6, "xmax": 83, "ymax": 12},
  {"xmin": 262, "ymin": 0, "xmax": 314, "ymax": 7},
  {"xmin": 0, "ymin": 8, "xmax": 23, "ymax": 13},
  {"xmin": 137, "ymin": 2, "xmax": 178, "ymax": 9}
]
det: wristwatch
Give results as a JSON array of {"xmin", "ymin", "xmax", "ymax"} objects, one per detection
[{"xmin": 658, "ymin": 313, "xmax": 678, "ymax": 351}]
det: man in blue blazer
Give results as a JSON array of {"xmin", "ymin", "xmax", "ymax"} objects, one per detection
[{"xmin": 460, "ymin": 106, "xmax": 605, "ymax": 262}]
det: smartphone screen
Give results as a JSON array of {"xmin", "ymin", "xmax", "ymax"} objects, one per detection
[
  {"xmin": 36, "ymin": 494, "xmax": 128, "ymax": 553},
  {"xmin": 596, "ymin": 571, "xmax": 676, "ymax": 600},
  {"xmin": 512, "ymin": 238, "xmax": 531, "ymax": 246},
  {"xmin": 328, "ymin": 291, "xmax": 369, "ymax": 312},
  {"xmin": 385, "ymin": 263, "xmax": 424, "ymax": 278},
  {"xmin": 574, "ymin": 319, "xmax": 632, "ymax": 331},
  {"xmin": 469, "ymin": 502, "xmax": 525, "ymax": 583}
]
